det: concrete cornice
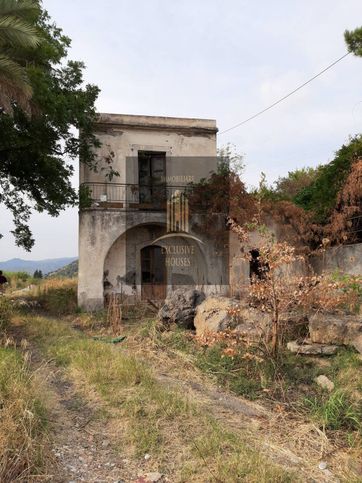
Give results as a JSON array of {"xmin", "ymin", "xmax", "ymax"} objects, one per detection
[{"xmin": 95, "ymin": 113, "xmax": 218, "ymax": 135}]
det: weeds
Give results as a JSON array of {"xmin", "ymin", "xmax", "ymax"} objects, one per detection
[
  {"xmin": 139, "ymin": 322, "xmax": 362, "ymax": 440},
  {"xmin": 0, "ymin": 346, "xmax": 49, "ymax": 481},
  {"xmin": 0, "ymin": 298, "xmax": 12, "ymax": 332},
  {"xmin": 37, "ymin": 278, "xmax": 77, "ymax": 315},
  {"xmin": 305, "ymin": 389, "xmax": 362, "ymax": 431}
]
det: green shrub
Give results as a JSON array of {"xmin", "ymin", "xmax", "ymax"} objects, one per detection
[{"xmin": 0, "ymin": 298, "xmax": 12, "ymax": 331}]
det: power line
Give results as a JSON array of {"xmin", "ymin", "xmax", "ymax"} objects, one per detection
[{"xmin": 219, "ymin": 51, "xmax": 351, "ymax": 135}]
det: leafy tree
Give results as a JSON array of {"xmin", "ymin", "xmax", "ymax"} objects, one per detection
[
  {"xmin": 0, "ymin": 0, "xmax": 40, "ymax": 112},
  {"xmin": 273, "ymin": 166, "xmax": 321, "ymax": 201},
  {"xmin": 345, "ymin": 26, "xmax": 362, "ymax": 56},
  {"xmin": 294, "ymin": 136, "xmax": 362, "ymax": 223},
  {"xmin": 0, "ymin": 2, "xmax": 116, "ymax": 251}
]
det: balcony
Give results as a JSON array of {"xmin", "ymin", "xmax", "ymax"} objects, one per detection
[{"xmin": 80, "ymin": 182, "xmax": 191, "ymax": 211}]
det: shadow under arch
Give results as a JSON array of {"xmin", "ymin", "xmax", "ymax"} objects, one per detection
[
  {"xmin": 103, "ymin": 221, "xmax": 209, "ymax": 300},
  {"xmin": 103, "ymin": 222, "xmax": 166, "ymax": 299}
]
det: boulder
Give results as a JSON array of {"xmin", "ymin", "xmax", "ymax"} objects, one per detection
[
  {"xmin": 309, "ymin": 315, "xmax": 362, "ymax": 354},
  {"xmin": 158, "ymin": 288, "xmax": 205, "ymax": 329},
  {"xmin": 194, "ymin": 297, "xmax": 271, "ymax": 339},
  {"xmin": 194, "ymin": 296, "xmax": 239, "ymax": 335},
  {"xmin": 287, "ymin": 340, "xmax": 338, "ymax": 355},
  {"xmin": 234, "ymin": 306, "xmax": 272, "ymax": 341}
]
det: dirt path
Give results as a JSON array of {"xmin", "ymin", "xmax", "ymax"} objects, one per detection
[
  {"xmin": 43, "ymin": 364, "xmax": 131, "ymax": 483},
  {"xmin": 11, "ymin": 327, "xmax": 138, "ymax": 483}
]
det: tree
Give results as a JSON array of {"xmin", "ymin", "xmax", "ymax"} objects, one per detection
[
  {"xmin": 0, "ymin": 0, "xmax": 40, "ymax": 112},
  {"xmin": 273, "ymin": 166, "xmax": 321, "ymax": 201},
  {"xmin": 0, "ymin": 2, "xmax": 116, "ymax": 251},
  {"xmin": 33, "ymin": 268, "xmax": 42, "ymax": 279},
  {"xmin": 294, "ymin": 136, "xmax": 362, "ymax": 223},
  {"xmin": 345, "ymin": 26, "xmax": 362, "ymax": 57},
  {"xmin": 326, "ymin": 158, "xmax": 362, "ymax": 244}
]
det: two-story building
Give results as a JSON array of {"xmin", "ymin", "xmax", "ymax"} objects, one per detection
[{"xmin": 78, "ymin": 113, "xmax": 229, "ymax": 310}]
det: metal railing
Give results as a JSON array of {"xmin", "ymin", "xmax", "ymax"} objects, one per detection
[{"xmin": 80, "ymin": 182, "xmax": 192, "ymax": 210}]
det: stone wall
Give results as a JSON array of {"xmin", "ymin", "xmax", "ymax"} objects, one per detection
[{"xmin": 310, "ymin": 243, "xmax": 362, "ymax": 276}]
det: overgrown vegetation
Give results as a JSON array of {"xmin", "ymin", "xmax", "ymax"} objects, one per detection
[
  {"xmin": 21, "ymin": 315, "xmax": 294, "ymax": 482},
  {"xmin": 4, "ymin": 271, "xmax": 37, "ymax": 290},
  {"xmin": 139, "ymin": 322, "xmax": 362, "ymax": 441},
  {"xmin": 0, "ymin": 344, "xmax": 49, "ymax": 481},
  {"xmin": 0, "ymin": 298, "xmax": 12, "ymax": 331},
  {"xmin": 36, "ymin": 279, "xmax": 78, "ymax": 315},
  {"xmin": 294, "ymin": 136, "xmax": 362, "ymax": 224}
]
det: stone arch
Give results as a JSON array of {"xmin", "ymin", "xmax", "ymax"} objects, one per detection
[
  {"xmin": 103, "ymin": 222, "xmax": 166, "ymax": 299},
  {"xmin": 103, "ymin": 223, "xmax": 209, "ymax": 300}
]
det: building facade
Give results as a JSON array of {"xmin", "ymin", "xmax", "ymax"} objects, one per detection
[{"xmin": 78, "ymin": 113, "xmax": 229, "ymax": 310}]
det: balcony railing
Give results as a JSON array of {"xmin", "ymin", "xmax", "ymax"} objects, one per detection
[{"xmin": 80, "ymin": 182, "xmax": 191, "ymax": 210}]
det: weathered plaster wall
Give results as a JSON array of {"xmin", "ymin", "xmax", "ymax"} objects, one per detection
[
  {"xmin": 80, "ymin": 114, "xmax": 218, "ymax": 186},
  {"xmin": 78, "ymin": 210, "xmax": 165, "ymax": 310},
  {"xmin": 228, "ymin": 226, "xmax": 310, "ymax": 298},
  {"xmin": 310, "ymin": 243, "xmax": 362, "ymax": 276}
]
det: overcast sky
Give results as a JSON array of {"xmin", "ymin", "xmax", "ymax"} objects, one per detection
[{"xmin": 1, "ymin": 0, "xmax": 362, "ymax": 260}]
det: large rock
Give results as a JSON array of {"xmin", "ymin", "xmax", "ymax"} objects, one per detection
[
  {"xmin": 194, "ymin": 296, "xmax": 239, "ymax": 335},
  {"xmin": 194, "ymin": 296, "xmax": 271, "ymax": 339},
  {"xmin": 309, "ymin": 314, "xmax": 362, "ymax": 354},
  {"xmin": 158, "ymin": 288, "xmax": 205, "ymax": 329}
]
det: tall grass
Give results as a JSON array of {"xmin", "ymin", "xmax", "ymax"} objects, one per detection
[
  {"xmin": 0, "ymin": 298, "xmax": 13, "ymax": 332},
  {"xmin": 0, "ymin": 346, "xmax": 49, "ymax": 481},
  {"xmin": 305, "ymin": 389, "xmax": 362, "ymax": 431},
  {"xmin": 37, "ymin": 279, "xmax": 78, "ymax": 315}
]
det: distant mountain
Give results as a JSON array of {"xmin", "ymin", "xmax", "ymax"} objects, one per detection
[
  {"xmin": 0, "ymin": 257, "xmax": 78, "ymax": 275},
  {"xmin": 47, "ymin": 260, "xmax": 78, "ymax": 278}
]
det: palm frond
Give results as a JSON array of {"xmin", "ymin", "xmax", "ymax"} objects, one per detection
[
  {"xmin": 0, "ymin": 15, "xmax": 39, "ymax": 48},
  {"xmin": 0, "ymin": 0, "xmax": 39, "ymax": 19},
  {"xmin": 0, "ymin": 53, "xmax": 32, "ymax": 112},
  {"xmin": 0, "ymin": 53, "xmax": 30, "ymax": 87}
]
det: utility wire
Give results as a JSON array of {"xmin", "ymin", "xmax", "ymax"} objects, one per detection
[{"xmin": 219, "ymin": 51, "xmax": 351, "ymax": 135}]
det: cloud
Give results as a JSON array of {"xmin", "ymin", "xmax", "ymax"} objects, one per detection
[{"xmin": 2, "ymin": 0, "xmax": 362, "ymax": 258}]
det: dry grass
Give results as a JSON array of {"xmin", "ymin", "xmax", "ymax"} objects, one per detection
[
  {"xmin": 114, "ymin": 319, "xmax": 362, "ymax": 482},
  {"xmin": 0, "ymin": 297, "xmax": 13, "ymax": 332},
  {"xmin": 0, "ymin": 341, "xmax": 50, "ymax": 482},
  {"xmin": 22, "ymin": 315, "xmax": 295, "ymax": 482},
  {"xmin": 34, "ymin": 278, "xmax": 78, "ymax": 315}
]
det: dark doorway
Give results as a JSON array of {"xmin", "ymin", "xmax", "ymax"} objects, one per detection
[
  {"xmin": 141, "ymin": 245, "xmax": 167, "ymax": 300},
  {"xmin": 138, "ymin": 151, "xmax": 166, "ymax": 208}
]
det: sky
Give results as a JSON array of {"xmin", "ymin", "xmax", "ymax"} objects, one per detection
[{"xmin": 1, "ymin": 0, "xmax": 362, "ymax": 260}]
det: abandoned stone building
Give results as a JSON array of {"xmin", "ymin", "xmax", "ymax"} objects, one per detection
[{"xmin": 78, "ymin": 114, "xmax": 230, "ymax": 310}]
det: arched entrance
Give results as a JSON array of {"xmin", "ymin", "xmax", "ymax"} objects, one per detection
[{"xmin": 141, "ymin": 245, "xmax": 166, "ymax": 300}]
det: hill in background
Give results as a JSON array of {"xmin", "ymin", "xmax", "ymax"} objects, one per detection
[
  {"xmin": 47, "ymin": 260, "xmax": 78, "ymax": 278},
  {"xmin": 0, "ymin": 257, "xmax": 77, "ymax": 276}
]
